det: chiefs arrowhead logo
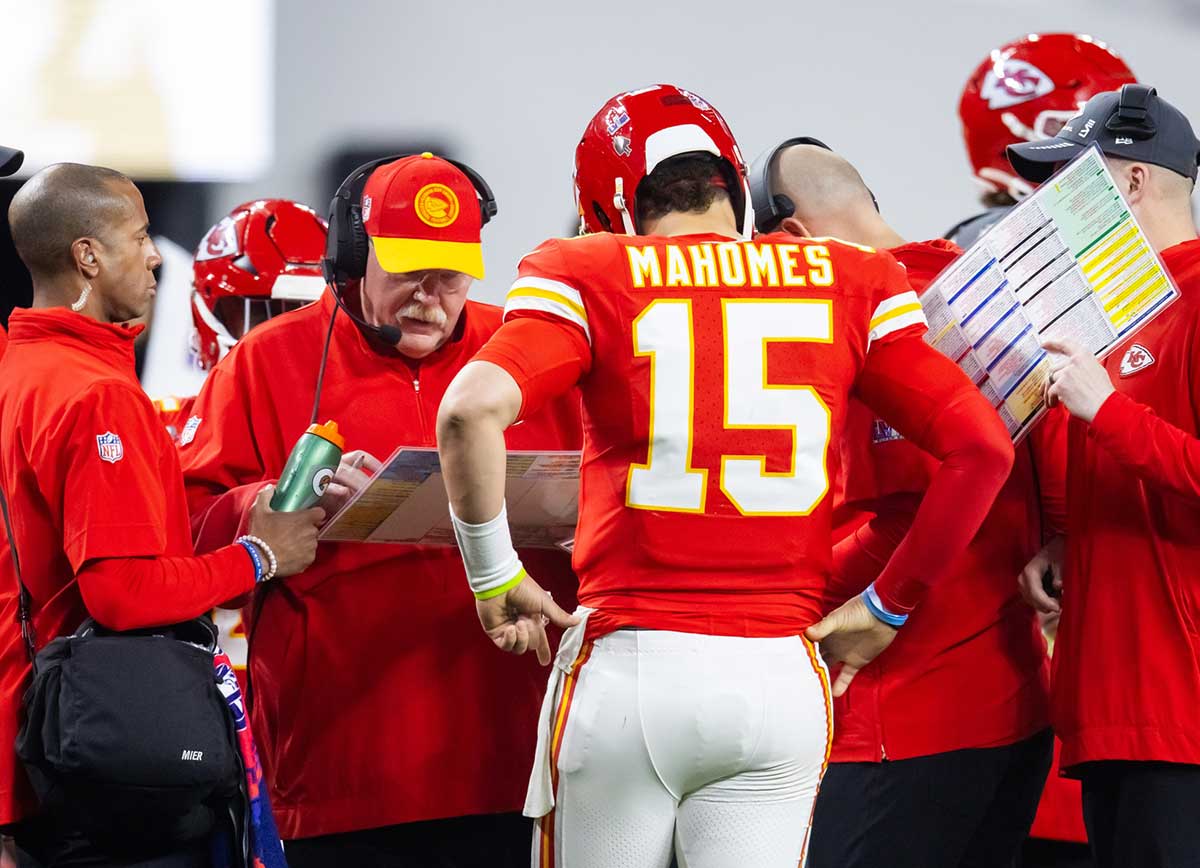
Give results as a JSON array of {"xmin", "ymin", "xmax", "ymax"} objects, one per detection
[
  {"xmin": 194, "ymin": 216, "xmax": 240, "ymax": 262},
  {"xmin": 980, "ymin": 59, "xmax": 1055, "ymax": 109},
  {"xmin": 1120, "ymin": 343, "xmax": 1155, "ymax": 377}
]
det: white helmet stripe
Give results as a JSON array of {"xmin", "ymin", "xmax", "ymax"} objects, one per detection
[
  {"xmin": 271, "ymin": 273, "xmax": 327, "ymax": 301},
  {"xmin": 643, "ymin": 124, "xmax": 721, "ymax": 175},
  {"xmin": 191, "ymin": 290, "xmax": 238, "ymax": 358}
]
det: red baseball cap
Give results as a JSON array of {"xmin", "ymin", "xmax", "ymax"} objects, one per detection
[{"xmin": 361, "ymin": 153, "xmax": 485, "ymax": 279}]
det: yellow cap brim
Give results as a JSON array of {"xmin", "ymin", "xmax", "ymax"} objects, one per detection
[{"xmin": 370, "ymin": 236, "xmax": 485, "ymax": 280}]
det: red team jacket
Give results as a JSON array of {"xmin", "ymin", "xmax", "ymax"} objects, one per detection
[
  {"xmin": 476, "ymin": 232, "xmax": 1012, "ymax": 641},
  {"xmin": 1053, "ymin": 237, "xmax": 1200, "ymax": 772},
  {"xmin": 831, "ymin": 240, "xmax": 1060, "ymax": 762},
  {"xmin": 179, "ymin": 294, "xmax": 581, "ymax": 839},
  {"xmin": 0, "ymin": 309, "xmax": 256, "ymax": 824}
]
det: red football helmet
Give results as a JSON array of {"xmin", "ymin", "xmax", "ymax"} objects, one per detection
[
  {"xmin": 959, "ymin": 33, "xmax": 1136, "ymax": 199},
  {"xmin": 574, "ymin": 85, "xmax": 752, "ymax": 237},
  {"xmin": 191, "ymin": 199, "xmax": 328, "ymax": 370}
]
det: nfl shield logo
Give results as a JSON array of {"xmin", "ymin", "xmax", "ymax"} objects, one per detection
[
  {"xmin": 871, "ymin": 419, "xmax": 904, "ymax": 444},
  {"xmin": 179, "ymin": 415, "xmax": 202, "ymax": 446},
  {"xmin": 96, "ymin": 432, "xmax": 124, "ymax": 464}
]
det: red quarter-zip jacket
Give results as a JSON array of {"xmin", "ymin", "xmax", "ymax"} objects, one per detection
[
  {"xmin": 180, "ymin": 292, "xmax": 581, "ymax": 839},
  {"xmin": 0, "ymin": 308, "xmax": 254, "ymax": 823}
]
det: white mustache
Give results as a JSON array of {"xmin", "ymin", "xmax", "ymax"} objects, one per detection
[{"xmin": 397, "ymin": 301, "xmax": 446, "ymax": 327}]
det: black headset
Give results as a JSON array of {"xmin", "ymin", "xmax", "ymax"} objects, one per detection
[
  {"xmin": 1107, "ymin": 84, "xmax": 1158, "ymax": 138},
  {"xmin": 307, "ymin": 153, "xmax": 498, "ymax": 424},
  {"xmin": 318, "ymin": 152, "xmax": 497, "ymax": 347},
  {"xmin": 748, "ymin": 136, "xmax": 879, "ymax": 234}
]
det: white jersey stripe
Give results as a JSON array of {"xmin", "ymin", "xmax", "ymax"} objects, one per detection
[
  {"xmin": 868, "ymin": 308, "xmax": 927, "ymax": 349},
  {"xmin": 509, "ymin": 277, "xmax": 587, "ymax": 312},
  {"xmin": 504, "ymin": 293, "xmax": 592, "ymax": 342},
  {"xmin": 869, "ymin": 290, "xmax": 922, "ymax": 326}
]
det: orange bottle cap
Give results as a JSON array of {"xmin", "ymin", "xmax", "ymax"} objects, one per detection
[{"xmin": 307, "ymin": 420, "xmax": 345, "ymax": 450}]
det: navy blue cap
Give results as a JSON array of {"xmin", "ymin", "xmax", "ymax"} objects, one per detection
[{"xmin": 1008, "ymin": 85, "xmax": 1200, "ymax": 184}]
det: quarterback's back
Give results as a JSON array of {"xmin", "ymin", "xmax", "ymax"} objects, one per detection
[{"xmin": 502, "ymin": 229, "xmax": 925, "ymax": 637}]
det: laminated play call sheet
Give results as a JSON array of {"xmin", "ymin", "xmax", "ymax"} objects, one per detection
[
  {"xmin": 320, "ymin": 448, "xmax": 580, "ymax": 548},
  {"xmin": 921, "ymin": 145, "xmax": 1178, "ymax": 441}
]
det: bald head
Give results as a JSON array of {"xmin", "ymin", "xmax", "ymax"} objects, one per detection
[
  {"xmin": 770, "ymin": 144, "xmax": 879, "ymax": 237},
  {"xmin": 8, "ymin": 163, "xmax": 135, "ymax": 280}
]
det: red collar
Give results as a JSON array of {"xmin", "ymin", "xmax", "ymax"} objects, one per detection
[
  {"xmin": 7, "ymin": 307, "xmax": 143, "ymax": 374},
  {"xmin": 1160, "ymin": 237, "xmax": 1200, "ymax": 280},
  {"xmin": 888, "ymin": 237, "xmax": 962, "ymax": 261}
]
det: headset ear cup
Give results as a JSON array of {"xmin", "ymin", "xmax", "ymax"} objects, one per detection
[
  {"xmin": 345, "ymin": 205, "xmax": 370, "ymax": 280},
  {"xmin": 446, "ymin": 157, "xmax": 497, "ymax": 227},
  {"xmin": 479, "ymin": 192, "xmax": 497, "ymax": 227},
  {"xmin": 772, "ymin": 194, "xmax": 795, "ymax": 222},
  {"xmin": 322, "ymin": 194, "xmax": 342, "ymax": 284}
]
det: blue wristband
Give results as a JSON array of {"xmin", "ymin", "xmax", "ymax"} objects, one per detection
[
  {"xmin": 237, "ymin": 538, "xmax": 264, "ymax": 583},
  {"xmin": 862, "ymin": 582, "xmax": 909, "ymax": 627}
]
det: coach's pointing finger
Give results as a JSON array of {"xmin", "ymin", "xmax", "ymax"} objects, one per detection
[{"xmin": 1041, "ymin": 338, "xmax": 1115, "ymax": 422}]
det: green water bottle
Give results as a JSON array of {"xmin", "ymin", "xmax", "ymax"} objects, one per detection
[{"xmin": 270, "ymin": 420, "xmax": 345, "ymax": 511}]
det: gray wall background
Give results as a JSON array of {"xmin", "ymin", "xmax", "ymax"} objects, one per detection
[{"xmin": 217, "ymin": 0, "xmax": 1200, "ymax": 306}]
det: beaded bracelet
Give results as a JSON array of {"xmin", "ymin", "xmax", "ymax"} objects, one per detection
[{"xmin": 237, "ymin": 535, "xmax": 278, "ymax": 582}]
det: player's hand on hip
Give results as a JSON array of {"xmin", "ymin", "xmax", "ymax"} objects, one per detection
[
  {"xmin": 1041, "ymin": 339, "xmax": 1115, "ymax": 423},
  {"xmin": 247, "ymin": 484, "xmax": 325, "ymax": 577},
  {"xmin": 805, "ymin": 596, "xmax": 897, "ymax": 698},
  {"xmin": 1018, "ymin": 534, "xmax": 1064, "ymax": 615},
  {"xmin": 477, "ymin": 574, "xmax": 580, "ymax": 666},
  {"xmin": 318, "ymin": 449, "xmax": 382, "ymax": 514}
]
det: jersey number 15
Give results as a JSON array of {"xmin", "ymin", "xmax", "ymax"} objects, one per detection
[{"xmin": 626, "ymin": 298, "xmax": 833, "ymax": 517}]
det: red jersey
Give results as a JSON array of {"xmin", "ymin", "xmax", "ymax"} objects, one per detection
[
  {"xmin": 180, "ymin": 294, "xmax": 581, "ymax": 838},
  {"xmin": 0, "ymin": 323, "xmax": 7, "ymax": 359},
  {"xmin": 476, "ymin": 231, "xmax": 1011, "ymax": 640},
  {"xmin": 0, "ymin": 308, "xmax": 254, "ymax": 823},
  {"xmin": 832, "ymin": 240, "xmax": 963, "ymax": 540},
  {"xmin": 1053, "ymin": 237, "xmax": 1200, "ymax": 771},
  {"xmin": 841, "ymin": 240, "xmax": 963, "ymax": 506},
  {"xmin": 830, "ymin": 239, "xmax": 1056, "ymax": 760}
]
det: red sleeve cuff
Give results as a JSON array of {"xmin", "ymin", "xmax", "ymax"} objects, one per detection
[
  {"xmin": 1089, "ymin": 390, "xmax": 1139, "ymax": 445},
  {"xmin": 217, "ymin": 542, "xmax": 259, "ymax": 607}
]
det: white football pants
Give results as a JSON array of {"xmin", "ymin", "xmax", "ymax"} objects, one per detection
[{"xmin": 527, "ymin": 624, "xmax": 832, "ymax": 868}]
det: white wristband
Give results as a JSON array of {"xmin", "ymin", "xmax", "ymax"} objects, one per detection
[{"xmin": 449, "ymin": 503, "xmax": 526, "ymax": 600}]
